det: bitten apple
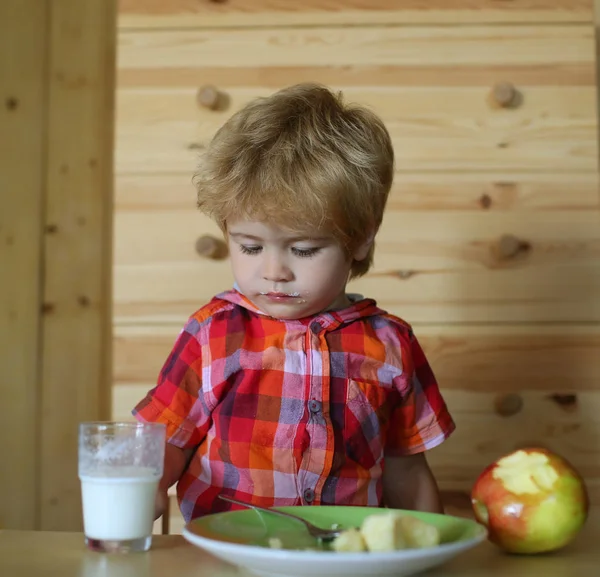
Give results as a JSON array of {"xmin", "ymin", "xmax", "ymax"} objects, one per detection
[{"xmin": 471, "ymin": 448, "xmax": 588, "ymax": 554}]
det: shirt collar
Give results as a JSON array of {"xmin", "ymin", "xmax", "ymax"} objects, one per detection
[{"xmin": 215, "ymin": 288, "xmax": 385, "ymax": 331}]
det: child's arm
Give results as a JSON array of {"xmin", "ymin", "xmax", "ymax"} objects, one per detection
[
  {"xmin": 154, "ymin": 443, "xmax": 194, "ymax": 519},
  {"xmin": 382, "ymin": 453, "xmax": 444, "ymax": 514}
]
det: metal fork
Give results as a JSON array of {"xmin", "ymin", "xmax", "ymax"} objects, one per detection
[{"xmin": 218, "ymin": 494, "xmax": 345, "ymax": 542}]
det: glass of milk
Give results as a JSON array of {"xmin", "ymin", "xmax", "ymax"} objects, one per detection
[{"xmin": 78, "ymin": 421, "xmax": 166, "ymax": 553}]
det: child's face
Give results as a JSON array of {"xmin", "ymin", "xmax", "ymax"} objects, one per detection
[{"xmin": 226, "ymin": 219, "xmax": 369, "ymax": 319}]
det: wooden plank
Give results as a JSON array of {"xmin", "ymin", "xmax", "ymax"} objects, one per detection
[
  {"xmin": 429, "ymin": 390, "xmax": 600, "ymax": 506},
  {"xmin": 114, "ymin": 206, "xmax": 600, "ymax": 268},
  {"xmin": 0, "ymin": 0, "xmax": 47, "ymax": 531},
  {"xmin": 595, "ymin": 0, "xmax": 600, "ymax": 132},
  {"xmin": 112, "ymin": 208, "xmax": 600, "ymax": 324},
  {"xmin": 114, "ymin": 320, "xmax": 600, "ymax": 511},
  {"xmin": 112, "ymin": 263, "xmax": 600, "ymax": 325},
  {"xmin": 115, "ymin": 86, "xmax": 598, "ymax": 174},
  {"xmin": 118, "ymin": 0, "xmax": 593, "ymax": 28},
  {"xmin": 116, "ymin": 172, "xmax": 600, "ymax": 212},
  {"xmin": 117, "ymin": 25, "xmax": 594, "ymax": 69},
  {"xmin": 118, "ymin": 64, "xmax": 595, "ymax": 89},
  {"xmin": 112, "ymin": 324, "xmax": 600, "ymax": 394},
  {"xmin": 112, "ymin": 384, "xmax": 600, "ymax": 505},
  {"xmin": 350, "ymin": 266, "xmax": 600, "ymax": 325},
  {"xmin": 39, "ymin": 0, "xmax": 117, "ymax": 531}
]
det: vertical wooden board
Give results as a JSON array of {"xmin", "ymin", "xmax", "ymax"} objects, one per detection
[
  {"xmin": 595, "ymin": 0, "xmax": 600, "ymax": 138},
  {"xmin": 0, "ymin": 0, "xmax": 47, "ymax": 530},
  {"xmin": 40, "ymin": 0, "xmax": 117, "ymax": 531},
  {"xmin": 0, "ymin": 0, "xmax": 46, "ymax": 530}
]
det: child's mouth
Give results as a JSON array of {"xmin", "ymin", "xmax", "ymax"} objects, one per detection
[{"xmin": 262, "ymin": 292, "xmax": 300, "ymax": 301}]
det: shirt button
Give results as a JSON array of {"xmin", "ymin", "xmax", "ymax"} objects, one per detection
[
  {"xmin": 310, "ymin": 321, "xmax": 322, "ymax": 334},
  {"xmin": 308, "ymin": 400, "xmax": 322, "ymax": 414},
  {"xmin": 303, "ymin": 488, "xmax": 315, "ymax": 503}
]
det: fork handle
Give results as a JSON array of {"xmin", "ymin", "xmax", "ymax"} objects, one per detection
[{"xmin": 218, "ymin": 494, "xmax": 309, "ymax": 526}]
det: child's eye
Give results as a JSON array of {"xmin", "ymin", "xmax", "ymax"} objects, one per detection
[
  {"xmin": 292, "ymin": 247, "xmax": 321, "ymax": 258},
  {"xmin": 239, "ymin": 245, "xmax": 262, "ymax": 255}
]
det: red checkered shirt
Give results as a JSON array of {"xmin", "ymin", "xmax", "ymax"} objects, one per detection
[{"xmin": 133, "ymin": 289, "xmax": 455, "ymax": 521}]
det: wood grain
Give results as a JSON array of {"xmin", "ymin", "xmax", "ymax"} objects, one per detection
[
  {"xmin": 112, "ymin": 207, "xmax": 600, "ymax": 323},
  {"xmin": 0, "ymin": 0, "xmax": 47, "ymax": 531},
  {"xmin": 114, "ymin": 209, "xmax": 600, "ymax": 269},
  {"xmin": 111, "ymin": 0, "xmax": 600, "ymax": 528},
  {"xmin": 112, "ymin": 324, "xmax": 600, "ymax": 392},
  {"xmin": 428, "ymin": 389, "xmax": 600, "ymax": 506},
  {"xmin": 113, "ymin": 381, "xmax": 600, "ymax": 505},
  {"xmin": 117, "ymin": 25, "xmax": 594, "ymax": 69},
  {"xmin": 116, "ymin": 86, "xmax": 598, "ymax": 174},
  {"xmin": 2, "ymin": 523, "xmax": 599, "ymax": 574},
  {"xmin": 113, "ymin": 269, "xmax": 600, "ymax": 324},
  {"xmin": 118, "ymin": 64, "xmax": 595, "ymax": 89},
  {"xmin": 115, "ymin": 172, "xmax": 600, "ymax": 212},
  {"xmin": 118, "ymin": 0, "xmax": 593, "ymax": 28},
  {"xmin": 39, "ymin": 0, "xmax": 116, "ymax": 531},
  {"xmin": 116, "ymin": 25, "xmax": 597, "ymax": 174}
]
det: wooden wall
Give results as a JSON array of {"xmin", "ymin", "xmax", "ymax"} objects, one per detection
[
  {"xmin": 0, "ymin": 0, "xmax": 116, "ymax": 530},
  {"xmin": 113, "ymin": 1, "xmax": 600, "ymax": 533}
]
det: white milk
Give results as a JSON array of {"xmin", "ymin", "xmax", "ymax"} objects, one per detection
[{"xmin": 80, "ymin": 467, "xmax": 159, "ymax": 541}]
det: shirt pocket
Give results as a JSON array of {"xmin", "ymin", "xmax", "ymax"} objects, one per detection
[{"xmin": 343, "ymin": 379, "xmax": 394, "ymax": 471}]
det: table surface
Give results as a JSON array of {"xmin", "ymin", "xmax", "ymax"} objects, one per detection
[{"xmin": 1, "ymin": 509, "xmax": 598, "ymax": 577}]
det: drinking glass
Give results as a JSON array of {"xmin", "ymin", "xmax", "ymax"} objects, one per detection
[{"xmin": 78, "ymin": 422, "xmax": 166, "ymax": 553}]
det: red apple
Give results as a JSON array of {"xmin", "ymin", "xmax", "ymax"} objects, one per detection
[{"xmin": 471, "ymin": 447, "xmax": 589, "ymax": 554}]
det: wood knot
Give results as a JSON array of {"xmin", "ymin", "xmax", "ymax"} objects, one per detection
[
  {"xmin": 5, "ymin": 97, "xmax": 19, "ymax": 110},
  {"xmin": 494, "ymin": 393, "xmax": 523, "ymax": 417},
  {"xmin": 547, "ymin": 394, "xmax": 578, "ymax": 412},
  {"xmin": 493, "ymin": 234, "xmax": 531, "ymax": 260},
  {"xmin": 195, "ymin": 235, "xmax": 228, "ymax": 260},
  {"xmin": 41, "ymin": 302, "xmax": 55, "ymax": 314},
  {"xmin": 197, "ymin": 84, "xmax": 222, "ymax": 110},
  {"xmin": 77, "ymin": 295, "xmax": 91, "ymax": 308},
  {"xmin": 490, "ymin": 82, "xmax": 522, "ymax": 109},
  {"xmin": 479, "ymin": 194, "xmax": 492, "ymax": 209},
  {"xmin": 395, "ymin": 270, "xmax": 415, "ymax": 280}
]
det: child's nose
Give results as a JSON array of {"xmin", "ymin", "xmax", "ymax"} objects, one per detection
[{"xmin": 262, "ymin": 253, "xmax": 293, "ymax": 283}]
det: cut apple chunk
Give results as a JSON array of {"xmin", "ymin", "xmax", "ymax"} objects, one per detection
[
  {"xmin": 331, "ymin": 512, "xmax": 441, "ymax": 553},
  {"xmin": 331, "ymin": 527, "xmax": 367, "ymax": 552}
]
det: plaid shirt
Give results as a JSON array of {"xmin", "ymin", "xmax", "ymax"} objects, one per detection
[{"xmin": 133, "ymin": 289, "xmax": 455, "ymax": 521}]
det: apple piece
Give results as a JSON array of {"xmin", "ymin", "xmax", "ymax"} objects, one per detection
[
  {"xmin": 398, "ymin": 515, "xmax": 440, "ymax": 548},
  {"xmin": 331, "ymin": 528, "xmax": 368, "ymax": 552},
  {"xmin": 471, "ymin": 447, "xmax": 589, "ymax": 554},
  {"xmin": 360, "ymin": 512, "xmax": 407, "ymax": 552}
]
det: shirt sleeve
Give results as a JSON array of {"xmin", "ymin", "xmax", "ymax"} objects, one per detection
[
  {"xmin": 132, "ymin": 320, "xmax": 212, "ymax": 450},
  {"xmin": 385, "ymin": 329, "xmax": 456, "ymax": 456}
]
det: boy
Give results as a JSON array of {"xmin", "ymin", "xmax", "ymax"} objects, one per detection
[{"xmin": 133, "ymin": 83, "xmax": 455, "ymax": 523}]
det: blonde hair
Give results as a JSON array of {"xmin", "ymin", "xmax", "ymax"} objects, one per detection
[{"xmin": 194, "ymin": 83, "xmax": 394, "ymax": 278}]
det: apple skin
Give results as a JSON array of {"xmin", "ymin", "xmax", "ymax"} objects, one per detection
[{"xmin": 471, "ymin": 447, "xmax": 589, "ymax": 554}]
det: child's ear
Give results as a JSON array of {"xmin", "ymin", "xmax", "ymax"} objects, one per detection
[{"xmin": 352, "ymin": 231, "xmax": 375, "ymax": 261}]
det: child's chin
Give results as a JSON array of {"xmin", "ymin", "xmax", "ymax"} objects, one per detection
[{"xmin": 262, "ymin": 303, "xmax": 314, "ymax": 320}]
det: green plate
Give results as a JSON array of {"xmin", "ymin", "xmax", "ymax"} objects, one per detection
[
  {"xmin": 189, "ymin": 505, "xmax": 483, "ymax": 549},
  {"xmin": 182, "ymin": 506, "xmax": 488, "ymax": 577}
]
